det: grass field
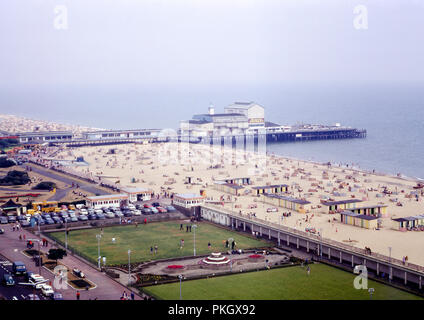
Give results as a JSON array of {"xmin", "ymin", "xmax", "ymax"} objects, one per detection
[
  {"xmin": 48, "ymin": 221, "xmax": 271, "ymax": 265},
  {"xmin": 143, "ymin": 263, "xmax": 422, "ymax": 300}
]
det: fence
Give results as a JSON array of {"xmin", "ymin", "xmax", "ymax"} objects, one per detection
[{"xmin": 203, "ymin": 204, "xmax": 424, "ymax": 274}]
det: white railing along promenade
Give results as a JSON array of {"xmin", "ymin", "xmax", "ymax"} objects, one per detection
[{"xmin": 203, "ymin": 204, "xmax": 424, "ymax": 275}]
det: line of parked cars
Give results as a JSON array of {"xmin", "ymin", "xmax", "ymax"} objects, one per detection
[{"xmin": 0, "ymin": 202, "xmax": 178, "ymax": 227}]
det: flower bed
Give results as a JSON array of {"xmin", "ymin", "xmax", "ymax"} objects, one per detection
[
  {"xmin": 167, "ymin": 265, "xmax": 184, "ymax": 269},
  {"xmin": 248, "ymin": 254, "xmax": 265, "ymax": 262}
]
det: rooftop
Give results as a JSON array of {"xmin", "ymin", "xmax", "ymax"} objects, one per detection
[
  {"xmin": 321, "ymin": 199, "xmax": 363, "ymax": 206},
  {"xmin": 252, "ymin": 184, "xmax": 289, "ymax": 190},
  {"xmin": 264, "ymin": 193, "xmax": 310, "ymax": 205},
  {"xmin": 340, "ymin": 211, "xmax": 379, "ymax": 220}
]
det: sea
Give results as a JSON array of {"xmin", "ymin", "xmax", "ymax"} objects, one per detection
[{"xmin": 1, "ymin": 84, "xmax": 423, "ymax": 179}]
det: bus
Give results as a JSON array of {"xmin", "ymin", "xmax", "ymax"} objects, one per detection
[{"xmin": 32, "ymin": 201, "xmax": 59, "ymax": 213}]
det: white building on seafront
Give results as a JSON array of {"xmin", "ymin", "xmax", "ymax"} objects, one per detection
[
  {"xmin": 86, "ymin": 194, "xmax": 128, "ymax": 209},
  {"xmin": 121, "ymin": 187, "xmax": 153, "ymax": 202},
  {"xmin": 180, "ymin": 102, "xmax": 265, "ymax": 137}
]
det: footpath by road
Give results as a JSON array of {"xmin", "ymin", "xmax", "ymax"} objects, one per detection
[{"xmin": 0, "ymin": 225, "xmax": 145, "ymax": 300}]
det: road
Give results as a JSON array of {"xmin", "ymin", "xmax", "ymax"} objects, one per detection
[
  {"xmin": 0, "ymin": 253, "xmax": 49, "ymax": 300},
  {"xmin": 0, "ymin": 226, "xmax": 143, "ymax": 300},
  {"xmin": 23, "ymin": 163, "xmax": 110, "ymax": 200}
]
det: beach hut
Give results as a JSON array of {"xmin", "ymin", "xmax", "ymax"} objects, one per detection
[
  {"xmin": 392, "ymin": 214, "xmax": 424, "ymax": 231},
  {"xmin": 213, "ymin": 181, "xmax": 244, "ymax": 196},
  {"xmin": 339, "ymin": 211, "xmax": 378, "ymax": 229},
  {"xmin": 217, "ymin": 177, "xmax": 251, "ymax": 186},
  {"xmin": 345, "ymin": 204, "xmax": 388, "ymax": 218},
  {"xmin": 251, "ymin": 184, "xmax": 288, "ymax": 196},
  {"xmin": 262, "ymin": 193, "xmax": 311, "ymax": 213}
]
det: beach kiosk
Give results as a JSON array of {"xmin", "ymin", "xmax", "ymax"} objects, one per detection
[
  {"xmin": 121, "ymin": 187, "xmax": 153, "ymax": 202},
  {"xmin": 216, "ymin": 177, "xmax": 251, "ymax": 186},
  {"xmin": 262, "ymin": 193, "xmax": 311, "ymax": 213},
  {"xmin": 339, "ymin": 211, "xmax": 378, "ymax": 229},
  {"xmin": 86, "ymin": 194, "xmax": 128, "ymax": 209},
  {"xmin": 1, "ymin": 199, "xmax": 25, "ymax": 216}
]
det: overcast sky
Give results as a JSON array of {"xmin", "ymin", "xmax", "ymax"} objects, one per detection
[{"xmin": 1, "ymin": 0, "xmax": 423, "ymax": 90}]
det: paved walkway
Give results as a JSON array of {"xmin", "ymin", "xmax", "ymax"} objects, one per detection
[{"xmin": 0, "ymin": 226, "xmax": 143, "ymax": 300}]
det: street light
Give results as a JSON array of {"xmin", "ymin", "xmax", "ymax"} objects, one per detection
[
  {"xmin": 65, "ymin": 218, "xmax": 68, "ymax": 250},
  {"xmin": 368, "ymin": 288, "xmax": 375, "ymax": 300},
  {"xmin": 128, "ymin": 249, "xmax": 131, "ymax": 286},
  {"xmin": 192, "ymin": 225, "xmax": 197, "ymax": 256},
  {"xmin": 178, "ymin": 274, "xmax": 183, "ymax": 300},
  {"xmin": 388, "ymin": 246, "xmax": 392, "ymax": 263},
  {"xmin": 96, "ymin": 234, "xmax": 102, "ymax": 269}
]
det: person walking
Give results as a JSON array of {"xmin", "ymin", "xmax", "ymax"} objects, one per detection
[
  {"xmin": 76, "ymin": 291, "xmax": 80, "ymax": 300},
  {"xmin": 306, "ymin": 266, "xmax": 311, "ymax": 276},
  {"xmin": 208, "ymin": 242, "xmax": 211, "ymax": 250},
  {"xmin": 150, "ymin": 246, "xmax": 153, "ymax": 254},
  {"xmin": 154, "ymin": 245, "xmax": 158, "ymax": 254},
  {"xmin": 131, "ymin": 292, "xmax": 135, "ymax": 300},
  {"xmin": 180, "ymin": 223, "xmax": 183, "ymax": 231}
]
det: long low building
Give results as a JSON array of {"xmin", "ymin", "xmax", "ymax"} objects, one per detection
[
  {"xmin": 213, "ymin": 181, "xmax": 244, "ymax": 196},
  {"xmin": 252, "ymin": 184, "xmax": 288, "ymax": 195},
  {"xmin": 16, "ymin": 131, "xmax": 73, "ymax": 143},
  {"xmin": 345, "ymin": 204, "xmax": 388, "ymax": 218},
  {"xmin": 392, "ymin": 214, "xmax": 424, "ymax": 231},
  {"xmin": 262, "ymin": 193, "xmax": 311, "ymax": 213},
  {"xmin": 81, "ymin": 129, "xmax": 162, "ymax": 141},
  {"xmin": 86, "ymin": 194, "xmax": 128, "ymax": 209},
  {"xmin": 339, "ymin": 211, "xmax": 379, "ymax": 229},
  {"xmin": 321, "ymin": 199, "xmax": 363, "ymax": 213}
]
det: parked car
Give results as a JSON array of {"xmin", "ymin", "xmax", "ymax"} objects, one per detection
[
  {"xmin": 105, "ymin": 212, "xmax": 115, "ymax": 219},
  {"xmin": 143, "ymin": 204, "xmax": 153, "ymax": 208},
  {"xmin": 151, "ymin": 202, "xmax": 161, "ymax": 207},
  {"xmin": 87, "ymin": 208, "xmax": 95, "ymax": 214},
  {"xmin": 26, "ymin": 294, "xmax": 40, "ymax": 300},
  {"xmin": 21, "ymin": 221, "xmax": 30, "ymax": 228},
  {"xmin": 132, "ymin": 210, "xmax": 142, "ymax": 216},
  {"xmin": 3, "ymin": 274, "xmax": 15, "ymax": 286},
  {"xmin": 12, "ymin": 261, "xmax": 27, "ymax": 275},
  {"xmin": 156, "ymin": 207, "xmax": 167, "ymax": 213},
  {"xmin": 142, "ymin": 208, "xmax": 152, "ymax": 215},
  {"xmin": 127, "ymin": 204, "xmax": 136, "ymax": 210},
  {"xmin": 96, "ymin": 213, "xmax": 106, "ymax": 220},
  {"xmin": 70, "ymin": 216, "xmax": 78, "ymax": 222},
  {"xmin": 52, "ymin": 216, "xmax": 62, "ymax": 224},
  {"xmin": 17, "ymin": 215, "xmax": 27, "ymax": 221},
  {"xmin": 73, "ymin": 268, "xmax": 85, "ymax": 278},
  {"xmin": 135, "ymin": 204, "xmax": 143, "ymax": 210},
  {"xmin": 0, "ymin": 217, "xmax": 8, "ymax": 224},
  {"xmin": 88, "ymin": 214, "xmax": 97, "ymax": 220},
  {"xmin": 51, "ymin": 292, "xmax": 64, "ymax": 300},
  {"xmin": 267, "ymin": 207, "xmax": 278, "ymax": 212},
  {"xmin": 0, "ymin": 228, "xmax": 4, "ymax": 234},
  {"xmin": 45, "ymin": 218, "xmax": 55, "ymax": 225},
  {"xmin": 123, "ymin": 211, "xmax": 133, "ymax": 217},
  {"xmin": 8, "ymin": 216, "xmax": 17, "ymax": 223},
  {"xmin": 166, "ymin": 205, "xmax": 177, "ymax": 212},
  {"xmin": 78, "ymin": 215, "xmax": 88, "ymax": 221},
  {"xmin": 150, "ymin": 207, "xmax": 159, "ymax": 214},
  {"xmin": 115, "ymin": 211, "xmax": 124, "ymax": 218},
  {"xmin": 40, "ymin": 284, "xmax": 54, "ymax": 297}
]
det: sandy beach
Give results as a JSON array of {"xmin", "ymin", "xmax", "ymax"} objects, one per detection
[{"xmin": 42, "ymin": 141, "xmax": 424, "ymax": 266}]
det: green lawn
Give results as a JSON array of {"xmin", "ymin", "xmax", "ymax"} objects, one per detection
[
  {"xmin": 48, "ymin": 221, "xmax": 270, "ymax": 265},
  {"xmin": 143, "ymin": 263, "xmax": 422, "ymax": 300}
]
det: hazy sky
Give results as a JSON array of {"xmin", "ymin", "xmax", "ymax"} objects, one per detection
[{"xmin": 0, "ymin": 0, "xmax": 423, "ymax": 90}]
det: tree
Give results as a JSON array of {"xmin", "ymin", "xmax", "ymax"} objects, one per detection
[
  {"xmin": 47, "ymin": 248, "xmax": 67, "ymax": 266},
  {"xmin": 32, "ymin": 181, "xmax": 57, "ymax": 191}
]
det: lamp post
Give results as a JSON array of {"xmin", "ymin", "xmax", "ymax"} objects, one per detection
[
  {"xmin": 128, "ymin": 249, "xmax": 131, "ymax": 285},
  {"xmin": 65, "ymin": 218, "xmax": 68, "ymax": 250},
  {"xmin": 388, "ymin": 246, "xmax": 392, "ymax": 263},
  {"xmin": 96, "ymin": 234, "xmax": 102, "ymax": 269},
  {"xmin": 192, "ymin": 225, "xmax": 197, "ymax": 256},
  {"xmin": 178, "ymin": 274, "xmax": 183, "ymax": 300},
  {"xmin": 319, "ymin": 228, "xmax": 323, "ymax": 258}
]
